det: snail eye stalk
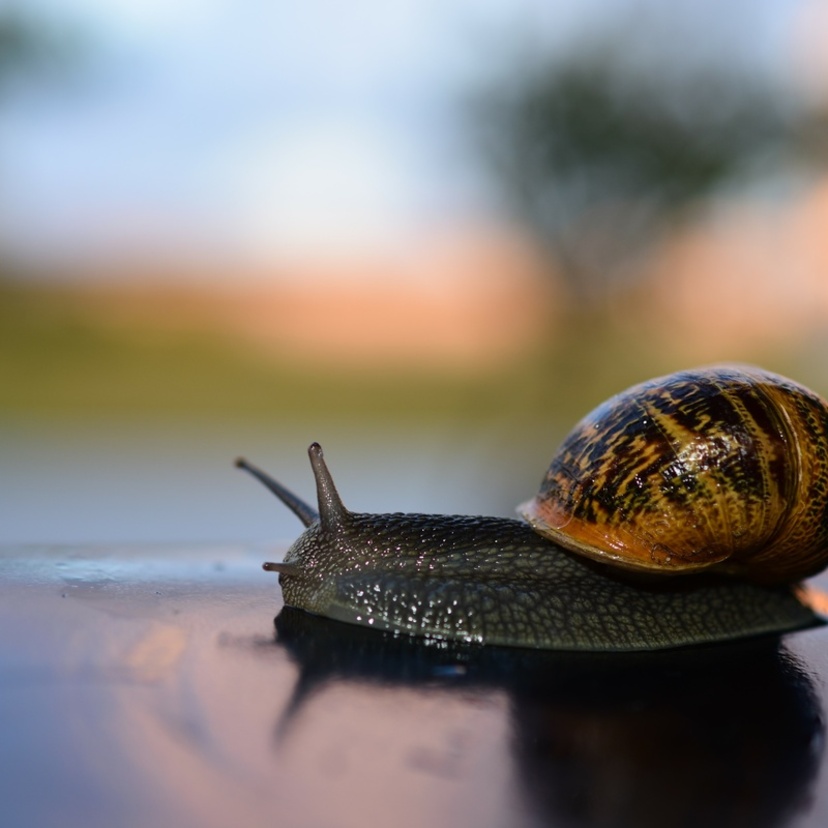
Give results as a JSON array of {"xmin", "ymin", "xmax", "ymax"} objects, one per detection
[{"xmin": 236, "ymin": 457, "xmax": 318, "ymax": 527}]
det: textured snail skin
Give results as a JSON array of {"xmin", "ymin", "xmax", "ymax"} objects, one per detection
[
  {"xmin": 276, "ymin": 512, "xmax": 818, "ymax": 651},
  {"xmin": 520, "ymin": 365, "xmax": 828, "ymax": 585},
  {"xmin": 238, "ymin": 443, "xmax": 821, "ymax": 652}
]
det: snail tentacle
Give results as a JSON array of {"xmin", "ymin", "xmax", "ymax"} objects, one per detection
[
  {"xmin": 263, "ymin": 561, "xmax": 302, "ymax": 575},
  {"xmin": 308, "ymin": 441, "xmax": 351, "ymax": 533},
  {"xmin": 236, "ymin": 457, "xmax": 318, "ymax": 527}
]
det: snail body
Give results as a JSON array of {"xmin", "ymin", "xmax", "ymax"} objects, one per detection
[{"xmin": 237, "ymin": 365, "xmax": 828, "ymax": 652}]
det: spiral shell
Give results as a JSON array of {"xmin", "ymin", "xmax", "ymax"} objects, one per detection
[{"xmin": 519, "ymin": 365, "xmax": 828, "ymax": 584}]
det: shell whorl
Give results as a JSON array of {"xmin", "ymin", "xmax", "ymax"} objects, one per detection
[{"xmin": 519, "ymin": 365, "xmax": 828, "ymax": 584}]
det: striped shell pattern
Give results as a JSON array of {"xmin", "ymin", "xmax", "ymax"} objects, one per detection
[{"xmin": 519, "ymin": 365, "xmax": 828, "ymax": 585}]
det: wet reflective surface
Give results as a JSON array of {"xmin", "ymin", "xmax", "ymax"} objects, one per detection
[{"xmin": 3, "ymin": 545, "xmax": 828, "ymax": 828}]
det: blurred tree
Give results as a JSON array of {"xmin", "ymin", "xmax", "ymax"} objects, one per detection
[
  {"xmin": 472, "ymin": 36, "xmax": 794, "ymax": 307},
  {"xmin": 0, "ymin": 13, "xmax": 35, "ymax": 80},
  {"xmin": 0, "ymin": 10, "xmax": 82, "ymax": 276},
  {"xmin": 0, "ymin": 10, "xmax": 76, "ymax": 99},
  {"xmin": 797, "ymin": 104, "xmax": 828, "ymax": 168}
]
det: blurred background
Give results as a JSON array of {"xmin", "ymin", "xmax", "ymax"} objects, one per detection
[{"xmin": 1, "ymin": 0, "xmax": 827, "ymax": 545}]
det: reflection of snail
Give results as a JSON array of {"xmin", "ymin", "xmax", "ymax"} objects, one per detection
[
  {"xmin": 271, "ymin": 608, "xmax": 824, "ymax": 828},
  {"xmin": 238, "ymin": 365, "xmax": 828, "ymax": 651}
]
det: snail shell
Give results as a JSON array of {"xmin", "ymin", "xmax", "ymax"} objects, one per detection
[{"xmin": 519, "ymin": 365, "xmax": 828, "ymax": 585}]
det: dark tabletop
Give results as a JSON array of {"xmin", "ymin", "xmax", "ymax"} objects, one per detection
[{"xmin": 3, "ymin": 545, "xmax": 828, "ymax": 828}]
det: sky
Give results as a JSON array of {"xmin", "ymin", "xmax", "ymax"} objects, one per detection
[{"xmin": 0, "ymin": 0, "xmax": 817, "ymax": 277}]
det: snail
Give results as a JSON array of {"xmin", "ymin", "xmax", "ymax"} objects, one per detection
[{"xmin": 237, "ymin": 365, "xmax": 828, "ymax": 652}]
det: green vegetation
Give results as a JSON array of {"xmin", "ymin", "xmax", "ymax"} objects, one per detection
[
  {"xmin": 2, "ymin": 279, "xmax": 818, "ymax": 432},
  {"xmin": 0, "ymin": 280, "xmax": 478, "ymax": 424},
  {"xmin": 0, "ymin": 280, "xmax": 683, "ymax": 429}
]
